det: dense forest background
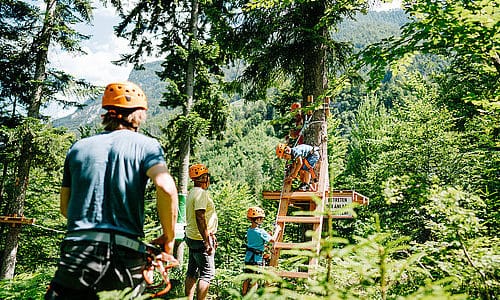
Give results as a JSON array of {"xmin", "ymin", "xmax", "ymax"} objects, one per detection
[{"xmin": 1, "ymin": 2, "xmax": 499, "ymax": 300}]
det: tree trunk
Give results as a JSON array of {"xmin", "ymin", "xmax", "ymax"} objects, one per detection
[
  {"xmin": 178, "ymin": 0, "xmax": 199, "ymax": 196},
  {"xmin": 302, "ymin": 1, "xmax": 328, "ymax": 147},
  {"xmin": 0, "ymin": 0, "xmax": 55, "ymax": 279},
  {"xmin": 0, "ymin": 130, "xmax": 33, "ymax": 279}
]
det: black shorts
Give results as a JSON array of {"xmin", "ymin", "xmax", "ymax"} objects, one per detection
[{"xmin": 45, "ymin": 239, "xmax": 147, "ymax": 299}]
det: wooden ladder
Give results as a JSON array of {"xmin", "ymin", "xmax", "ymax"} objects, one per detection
[
  {"xmin": 262, "ymin": 96, "xmax": 369, "ymax": 278},
  {"xmin": 265, "ymin": 137, "xmax": 330, "ymax": 278}
]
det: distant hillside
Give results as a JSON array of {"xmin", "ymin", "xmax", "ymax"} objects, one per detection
[
  {"xmin": 53, "ymin": 9, "xmax": 406, "ymax": 131},
  {"xmin": 334, "ymin": 9, "xmax": 408, "ymax": 49},
  {"xmin": 52, "ymin": 61, "xmax": 169, "ymax": 130}
]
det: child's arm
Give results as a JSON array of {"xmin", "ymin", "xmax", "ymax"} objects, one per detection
[{"xmin": 269, "ymin": 224, "xmax": 282, "ymax": 243}]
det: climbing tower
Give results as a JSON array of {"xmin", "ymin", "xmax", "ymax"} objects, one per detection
[{"xmin": 262, "ymin": 96, "xmax": 368, "ymax": 278}]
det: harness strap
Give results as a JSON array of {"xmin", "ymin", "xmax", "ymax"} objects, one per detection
[
  {"xmin": 246, "ymin": 246, "xmax": 264, "ymax": 264},
  {"xmin": 303, "ymin": 146, "xmax": 320, "ymax": 179},
  {"xmin": 303, "ymin": 158, "xmax": 317, "ymax": 179},
  {"xmin": 246, "ymin": 246, "xmax": 263, "ymax": 255}
]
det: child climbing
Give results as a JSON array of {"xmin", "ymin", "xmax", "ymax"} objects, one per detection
[{"xmin": 276, "ymin": 143, "xmax": 320, "ymax": 192}]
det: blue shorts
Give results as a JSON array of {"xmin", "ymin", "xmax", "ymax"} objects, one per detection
[
  {"xmin": 301, "ymin": 153, "xmax": 319, "ymax": 171},
  {"xmin": 185, "ymin": 237, "xmax": 215, "ymax": 283}
]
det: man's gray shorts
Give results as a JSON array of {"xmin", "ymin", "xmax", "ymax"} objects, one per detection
[{"xmin": 185, "ymin": 237, "xmax": 215, "ymax": 283}]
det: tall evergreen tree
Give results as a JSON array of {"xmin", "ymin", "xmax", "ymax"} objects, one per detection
[
  {"xmin": 221, "ymin": 0, "xmax": 368, "ymax": 146},
  {"xmin": 0, "ymin": 0, "xmax": 95, "ymax": 279},
  {"xmin": 109, "ymin": 0, "xmax": 229, "ymax": 196}
]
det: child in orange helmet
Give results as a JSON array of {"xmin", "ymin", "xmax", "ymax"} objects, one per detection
[
  {"xmin": 276, "ymin": 143, "xmax": 320, "ymax": 191},
  {"xmin": 242, "ymin": 206, "xmax": 275, "ymax": 295}
]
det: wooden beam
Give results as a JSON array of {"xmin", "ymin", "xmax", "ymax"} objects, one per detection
[
  {"xmin": 276, "ymin": 216, "xmax": 322, "ymax": 224},
  {"xmin": 274, "ymin": 242, "xmax": 316, "ymax": 251},
  {"xmin": 0, "ymin": 215, "xmax": 35, "ymax": 225},
  {"xmin": 276, "ymin": 270, "xmax": 310, "ymax": 279}
]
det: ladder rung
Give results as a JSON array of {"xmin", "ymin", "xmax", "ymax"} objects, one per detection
[
  {"xmin": 276, "ymin": 270, "xmax": 310, "ymax": 279},
  {"xmin": 327, "ymin": 215, "xmax": 353, "ymax": 219},
  {"xmin": 274, "ymin": 242, "xmax": 316, "ymax": 250},
  {"xmin": 276, "ymin": 216, "xmax": 322, "ymax": 224},
  {"xmin": 262, "ymin": 191, "xmax": 323, "ymax": 201}
]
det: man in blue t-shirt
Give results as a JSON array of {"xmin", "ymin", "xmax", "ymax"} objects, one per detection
[{"xmin": 45, "ymin": 81, "xmax": 179, "ymax": 300}]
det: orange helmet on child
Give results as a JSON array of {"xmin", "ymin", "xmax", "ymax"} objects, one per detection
[
  {"xmin": 189, "ymin": 164, "xmax": 209, "ymax": 179},
  {"xmin": 102, "ymin": 81, "xmax": 148, "ymax": 110},
  {"xmin": 276, "ymin": 143, "xmax": 287, "ymax": 159},
  {"xmin": 247, "ymin": 206, "xmax": 265, "ymax": 218}
]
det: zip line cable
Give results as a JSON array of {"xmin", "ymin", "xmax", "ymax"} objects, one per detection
[{"xmin": 31, "ymin": 223, "xmax": 66, "ymax": 234}]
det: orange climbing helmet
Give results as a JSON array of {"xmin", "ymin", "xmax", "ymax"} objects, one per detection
[
  {"xmin": 102, "ymin": 81, "xmax": 148, "ymax": 110},
  {"xmin": 189, "ymin": 164, "xmax": 209, "ymax": 179},
  {"xmin": 290, "ymin": 102, "xmax": 301, "ymax": 111},
  {"xmin": 247, "ymin": 206, "xmax": 265, "ymax": 218},
  {"xmin": 276, "ymin": 143, "xmax": 287, "ymax": 159}
]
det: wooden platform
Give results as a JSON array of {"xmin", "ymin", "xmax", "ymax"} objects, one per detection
[{"xmin": 262, "ymin": 190, "xmax": 369, "ymax": 205}]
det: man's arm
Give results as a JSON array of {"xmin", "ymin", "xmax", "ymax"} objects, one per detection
[
  {"xmin": 195, "ymin": 209, "xmax": 213, "ymax": 255},
  {"xmin": 147, "ymin": 163, "xmax": 179, "ymax": 254},
  {"xmin": 60, "ymin": 187, "xmax": 71, "ymax": 218}
]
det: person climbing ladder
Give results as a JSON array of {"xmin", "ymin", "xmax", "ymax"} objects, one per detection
[{"xmin": 276, "ymin": 143, "xmax": 320, "ymax": 191}]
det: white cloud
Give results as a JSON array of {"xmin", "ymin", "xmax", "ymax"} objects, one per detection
[
  {"xmin": 49, "ymin": 1, "xmax": 135, "ymax": 87},
  {"xmin": 49, "ymin": 36, "xmax": 133, "ymax": 86},
  {"xmin": 371, "ymin": 0, "xmax": 402, "ymax": 11}
]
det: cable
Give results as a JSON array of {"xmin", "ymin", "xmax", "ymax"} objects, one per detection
[{"xmin": 31, "ymin": 223, "xmax": 66, "ymax": 234}]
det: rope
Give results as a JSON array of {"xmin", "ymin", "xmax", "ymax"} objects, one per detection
[{"xmin": 31, "ymin": 223, "xmax": 66, "ymax": 234}]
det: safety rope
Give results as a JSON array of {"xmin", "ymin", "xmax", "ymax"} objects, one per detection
[{"xmin": 31, "ymin": 223, "xmax": 66, "ymax": 234}]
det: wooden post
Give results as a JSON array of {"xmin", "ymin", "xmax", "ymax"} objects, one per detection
[{"xmin": 324, "ymin": 96, "xmax": 330, "ymax": 117}]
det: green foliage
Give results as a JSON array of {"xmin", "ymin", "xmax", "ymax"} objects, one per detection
[
  {"xmin": 158, "ymin": 111, "xmax": 210, "ymax": 176},
  {"xmin": 359, "ymin": 0, "xmax": 499, "ymax": 113},
  {"xmin": 419, "ymin": 187, "xmax": 500, "ymax": 299},
  {"xmin": 197, "ymin": 101, "xmax": 281, "ymax": 196},
  {"xmin": 0, "ymin": 267, "xmax": 55, "ymax": 300},
  {"xmin": 340, "ymin": 76, "xmax": 469, "ymax": 241}
]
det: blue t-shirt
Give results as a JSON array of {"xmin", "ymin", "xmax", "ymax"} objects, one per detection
[
  {"xmin": 62, "ymin": 130, "xmax": 165, "ymax": 237},
  {"xmin": 291, "ymin": 144, "xmax": 319, "ymax": 170},
  {"xmin": 245, "ymin": 227, "xmax": 271, "ymax": 264}
]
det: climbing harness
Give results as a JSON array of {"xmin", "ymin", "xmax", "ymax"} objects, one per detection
[
  {"xmin": 142, "ymin": 243, "xmax": 180, "ymax": 298},
  {"xmin": 303, "ymin": 146, "xmax": 320, "ymax": 180}
]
